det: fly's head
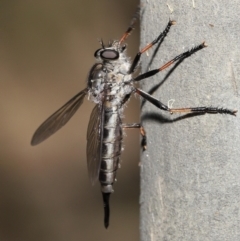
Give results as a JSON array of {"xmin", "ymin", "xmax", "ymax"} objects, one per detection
[{"xmin": 94, "ymin": 40, "xmax": 127, "ymax": 64}]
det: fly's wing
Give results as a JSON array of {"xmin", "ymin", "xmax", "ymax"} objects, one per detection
[
  {"xmin": 87, "ymin": 103, "xmax": 104, "ymax": 185},
  {"xmin": 31, "ymin": 88, "xmax": 88, "ymax": 146}
]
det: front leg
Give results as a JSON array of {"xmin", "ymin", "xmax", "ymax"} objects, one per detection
[{"xmin": 128, "ymin": 19, "xmax": 175, "ymax": 74}]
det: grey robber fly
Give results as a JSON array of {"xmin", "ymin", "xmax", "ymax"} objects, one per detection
[{"xmin": 31, "ymin": 6, "xmax": 237, "ymax": 228}]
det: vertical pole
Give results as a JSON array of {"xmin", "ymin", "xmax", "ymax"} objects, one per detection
[{"xmin": 140, "ymin": 1, "xmax": 240, "ymax": 240}]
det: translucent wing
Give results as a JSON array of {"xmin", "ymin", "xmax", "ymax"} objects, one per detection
[
  {"xmin": 87, "ymin": 103, "xmax": 104, "ymax": 185},
  {"xmin": 31, "ymin": 88, "xmax": 88, "ymax": 146}
]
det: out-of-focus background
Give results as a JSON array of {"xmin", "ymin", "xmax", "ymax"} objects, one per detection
[{"xmin": 0, "ymin": 1, "xmax": 141, "ymax": 240}]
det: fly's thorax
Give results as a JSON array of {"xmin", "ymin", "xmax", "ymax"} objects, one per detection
[
  {"xmin": 103, "ymin": 83, "xmax": 133, "ymax": 108},
  {"xmin": 88, "ymin": 65, "xmax": 134, "ymax": 105}
]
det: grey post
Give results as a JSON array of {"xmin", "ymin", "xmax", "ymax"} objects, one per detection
[{"xmin": 140, "ymin": 1, "xmax": 240, "ymax": 240}]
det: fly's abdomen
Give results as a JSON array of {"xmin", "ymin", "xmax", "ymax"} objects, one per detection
[{"xmin": 99, "ymin": 109, "xmax": 122, "ymax": 193}]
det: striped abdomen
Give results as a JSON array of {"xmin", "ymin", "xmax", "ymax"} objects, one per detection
[{"xmin": 99, "ymin": 107, "xmax": 123, "ymax": 194}]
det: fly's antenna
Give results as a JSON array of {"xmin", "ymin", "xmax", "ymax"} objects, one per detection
[
  {"xmin": 119, "ymin": 5, "xmax": 141, "ymax": 45},
  {"xmin": 98, "ymin": 38, "xmax": 105, "ymax": 49}
]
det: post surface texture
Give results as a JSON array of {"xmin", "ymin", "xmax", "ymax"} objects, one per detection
[{"xmin": 140, "ymin": 1, "xmax": 240, "ymax": 240}]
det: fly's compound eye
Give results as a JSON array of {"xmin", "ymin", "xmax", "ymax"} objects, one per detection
[
  {"xmin": 94, "ymin": 49, "xmax": 102, "ymax": 58},
  {"xmin": 100, "ymin": 49, "xmax": 119, "ymax": 60}
]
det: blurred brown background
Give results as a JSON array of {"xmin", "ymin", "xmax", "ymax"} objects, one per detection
[{"xmin": 0, "ymin": 1, "xmax": 141, "ymax": 240}]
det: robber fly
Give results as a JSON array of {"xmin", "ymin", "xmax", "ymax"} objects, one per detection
[{"xmin": 31, "ymin": 6, "xmax": 237, "ymax": 228}]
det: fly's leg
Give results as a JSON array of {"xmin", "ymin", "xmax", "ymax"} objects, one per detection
[
  {"xmin": 134, "ymin": 42, "xmax": 207, "ymax": 82},
  {"xmin": 169, "ymin": 107, "xmax": 238, "ymax": 115},
  {"xmin": 119, "ymin": 5, "xmax": 141, "ymax": 44},
  {"xmin": 133, "ymin": 41, "xmax": 237, "ymax": 115},
  {"xmin": 122, "ymin": 123, "xmax": 147, "ymax": 150},
  {"xmin": 135, "ymin": 88, "xmax": 237, "ymax": 116},
  {"xmin": 129, "ymin": 19, "xmax": 176, "ymax": 74}
]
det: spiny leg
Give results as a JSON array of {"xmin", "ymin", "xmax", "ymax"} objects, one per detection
[
  {"xmin": 128, "ymin": 19, "xmax": 176, "ymax": 74},
  {"xmin": 169, "ymin": 107, "xmax": 238, "ymax": 115},
  {"xmin": 134, "ymin": 42, "xmax": 207, "ymax": 82},
  {"xmin": 122, "ymin": 123, "xmax": 147, "ymax": 150},
  {"xmin": 135, "ymin": 88, "xmax": 237, "ymax": 116}
]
